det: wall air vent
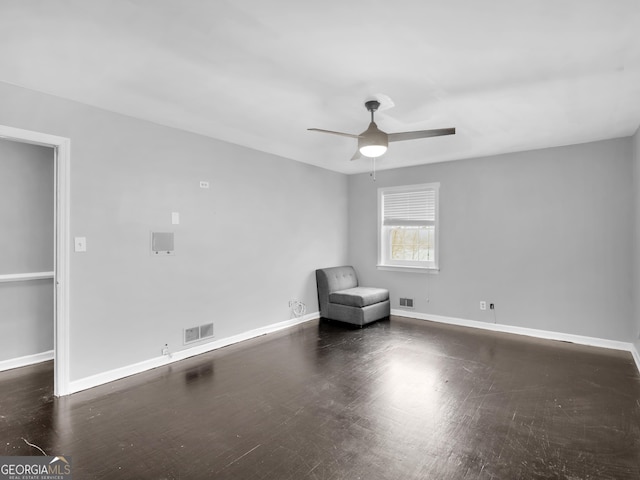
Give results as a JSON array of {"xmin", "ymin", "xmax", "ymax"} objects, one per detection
[
  {"xmin": 184, "ymin": 323, "xmax": 214, "ymax": 345},
  {"xmin": 399, "ymin": 298, "xmax": 414, "ymax": 308},
  {"xmin": 200, "ymin": 322, "xmax": 214, "ymax": 339},
  {"xmin": 184, "ymin": 327, "xmax": 199, "ymax": 344}
]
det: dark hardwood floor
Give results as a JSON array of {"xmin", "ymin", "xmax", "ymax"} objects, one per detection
[{"xmin": 1, "ymin": 316, "xmax": 640, "ymax": 479}]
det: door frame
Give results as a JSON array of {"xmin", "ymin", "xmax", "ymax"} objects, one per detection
[{"xmin": 0, "ymin": 124, "xmax": 70, "ymax": 396}]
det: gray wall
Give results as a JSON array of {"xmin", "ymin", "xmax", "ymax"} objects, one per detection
[
  {"xmin": 0, "ymin": 82, "xmax": 348, "ymax": 380},
  {"xmin": 633, "ymin": 127, "xmax": 640, "ymax": 353},
  {"xmin": 0, "ymin": 139, "xmax": 54, "ymax": 361},
  {"xmin": 349, "ymin": 139, "xmax": 634, "ymax": 342}
]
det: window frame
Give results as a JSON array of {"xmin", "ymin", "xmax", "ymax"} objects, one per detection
[{"xmin": 377, "ymin": 182, "xmax": 440, "ymax": 273}]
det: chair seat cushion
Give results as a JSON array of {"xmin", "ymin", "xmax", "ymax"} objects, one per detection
[{"xmin": 329, "ymin": 287, "xmax": 389, "ymax": 308}]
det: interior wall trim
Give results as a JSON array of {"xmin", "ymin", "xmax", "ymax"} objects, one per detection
[
  {"xmin": 0, "ymin": 124, "xmax": 71, "ymax": 397},
  {"xmin": 60, "ymin": 311, "xmax": 640, "ymax": 394},
  {"xmin": 0, "ymin": 350, "xmax": 54, "ymax": 372},
  {"xmin": 68, "ymin": 312, "xmax": 319, "ymax": 395},
  {"xmin": 392, "ymin": 310, "xmax": 640, "ymax": 374},
  {"xmin": 0, "ymin": 272, "xmax": 55, "ymax": 283},
  {"xmin": 631, "ymin": 344, "xmax": 640, "ymax": 375}
]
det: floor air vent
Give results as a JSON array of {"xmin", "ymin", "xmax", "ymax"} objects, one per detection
[
  {"xmin": 184, "ymin": 323, "xmax": 214, "ymax": 345},
  {"xmin": 399, "ymin": 298, "xmax": 414, "ymax": 308}
]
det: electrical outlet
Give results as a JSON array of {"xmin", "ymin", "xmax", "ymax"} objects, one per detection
[
  {"xmin": 480, "ymin": 301, "xmax": 487, "ymax": 311},
  {"xmin": 490, "ymin": 303, "xmax": 495, "ymax": 310},
  {"xmin": 161, "ymin": 344, "xmax": 169, "ymax": 356}
]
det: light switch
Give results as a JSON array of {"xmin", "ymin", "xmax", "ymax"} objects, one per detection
[
  {"xmin": 74, "ymin": 237, "xmax": 87, "ymax": 252},
  {"xmin": 171, "ymin": 212, "xmax": 180, "ymax": 225}
]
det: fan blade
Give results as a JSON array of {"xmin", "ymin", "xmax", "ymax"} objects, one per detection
[
  {"xmin": 388, "ymin": 127, "xmax": 455, "ymax": 142},
  {"xmin": 307, "ymin": 128, "xmax": 360, "ymax": 139},
  {"xmin": 350, "ymin": 149, "xmax": 362, "ymax": 161}
]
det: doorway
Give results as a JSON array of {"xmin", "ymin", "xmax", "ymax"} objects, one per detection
[{"xmin": 0, "ymin": 124, "xmax": 70, "ymax": 396}]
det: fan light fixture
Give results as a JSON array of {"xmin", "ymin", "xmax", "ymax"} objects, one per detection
[
  {"xmin": 358, "ymin": 121, "xmax": 388, "ymax": 157},
  {"xmin": 360, "ymin": 144, "xmax": 387, "ymax": 158}
]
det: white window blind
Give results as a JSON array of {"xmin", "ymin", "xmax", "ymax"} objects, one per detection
[
  {"xmin": 378, "ymin": 182, "xmax": 440, "ymax": 271},
  {"xmin": 382, "ymin": 189, "xmax": 436, "ymax": 227}
]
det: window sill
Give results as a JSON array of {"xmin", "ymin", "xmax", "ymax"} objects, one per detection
[{"xmin": 377, "ymin": 264, "xmax": 440, "ymax": 274}]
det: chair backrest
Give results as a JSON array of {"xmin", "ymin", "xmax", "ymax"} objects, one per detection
[{"xmin": 315, "ymin": 266, "xmax": 359, "ymax": 316}]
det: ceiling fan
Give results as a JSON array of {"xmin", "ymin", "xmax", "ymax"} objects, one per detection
[{"xmin": 308, "ymin": 100, "xmax": 455, "ymax": 160}]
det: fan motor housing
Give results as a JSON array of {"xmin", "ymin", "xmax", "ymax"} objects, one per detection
[
  {"xmin": 359, "ymin": 121, "xmax": 388, "ymax": 157},
  {"xmin": 365, "ymin": 100, "xmax": 381, "ymax": 113}
]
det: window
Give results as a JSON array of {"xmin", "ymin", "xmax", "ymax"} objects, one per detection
[{"xmin": 378, "ymin": 183, "xmax": 439, "ymax": 271}]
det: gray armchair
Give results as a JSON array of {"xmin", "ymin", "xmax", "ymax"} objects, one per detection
[{"xmin": 315, "ymin": 266, "xmax": 390, "ymax": 327}]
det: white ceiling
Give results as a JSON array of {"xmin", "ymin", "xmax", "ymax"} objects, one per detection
[{"xmin": 1, "ymin": 1, "xmax": 639, "ymax": 174}]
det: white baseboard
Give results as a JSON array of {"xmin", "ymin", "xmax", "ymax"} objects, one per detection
[
  {"xmin": 62, "ymin": 311, "xmax": 640, "ymax": 395},
  {"xmin": 631, "ymin": 343, "xmax": 640, "ymax": 374},
  {"xmin": 0, "ymin": 350, "xmax": 54, "ymax": 372},
  {"xmin": 391, "ymin": 310, "xmax": 640, "ymax": 372},
  {"xmin": 68, "ymin": 312, "xmax": 319, "ymax": 395}
]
